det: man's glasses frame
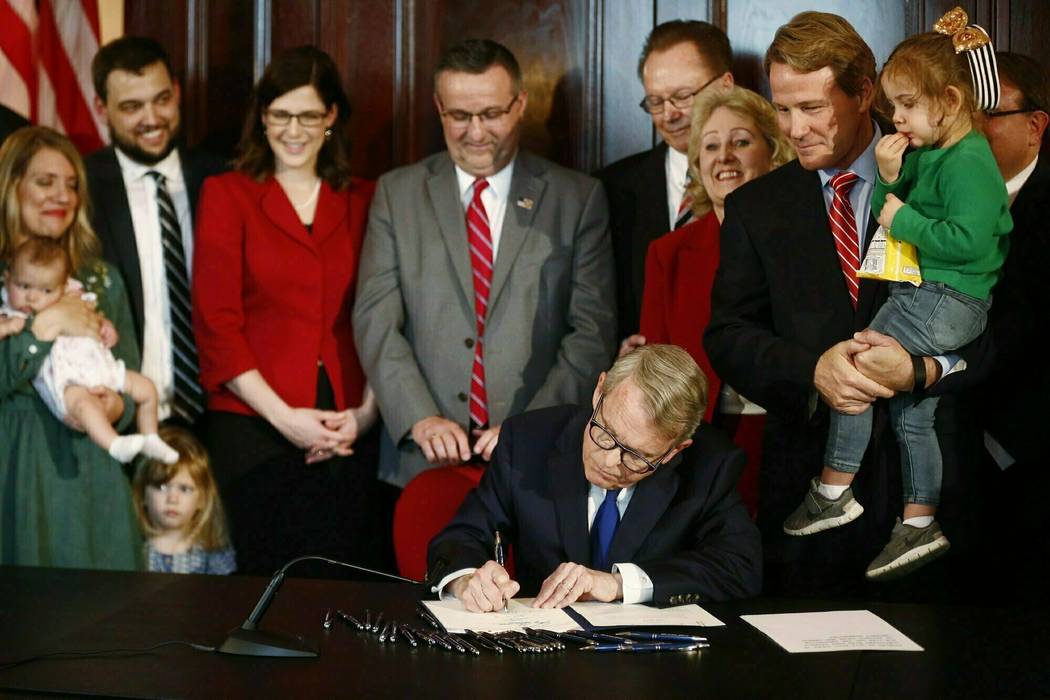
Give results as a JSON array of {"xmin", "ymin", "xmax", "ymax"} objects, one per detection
[
  {"xmin": 588, "ymin": 394, "xmax": 674, "ymax": 474},
  {"xmin": 440, "ymin": 94, "xmax": 520, "ymax": 126},
  {"xmin": 638, "ymin": 73, "xmax": 721, "ymax": 115}
]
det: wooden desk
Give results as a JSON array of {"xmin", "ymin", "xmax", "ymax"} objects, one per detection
[{"xmin": 0, "ymin": 566, "xmax": 1046, "ymax": 698}]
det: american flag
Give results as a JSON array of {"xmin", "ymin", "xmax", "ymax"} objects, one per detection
[{"xmin": 0, "ymin": 0, "xmax": 108, "ymax": 153}]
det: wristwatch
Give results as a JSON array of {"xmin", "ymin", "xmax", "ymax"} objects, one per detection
[{"xmin": 911, "ymin": 354, "xmax": 927, "ymax": 393}]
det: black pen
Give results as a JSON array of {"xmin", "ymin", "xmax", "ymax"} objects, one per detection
[
  {"xmin": 581, "ymin": 642, "xmax": 708, "ymax": 653},
  {"xmin": 442, "ymin": 632, "xmax": 468, "ymax": 654},
  {"xmin": 323, "ymin": 608, "xmax": 333, "ymax": 630},
  {"xmin": 556, "ymin": 631, "xmax": 594, "ymax": 646},
  {"xmin": 336, "ymin": 609, "xmax": 364, "ymax": 630},
  {"xmin": 494, "ymin": 530, "xmax": 509, "ymax": 612},
  {"xmin": 378, "ymin": 621, "xmax": 392, "ymax": 642},
  {"xmin": 455, "ymin": 634, "xmax": 482, "ymax": 656},
  {"xmin": 615, "ymin": 631, "xmax": 708, "ymax": 643},
  {"xmin": 465, "ymin": 629, "xmax": 503, "ymax": 653},
  {"xmin": 364, "ymin": 609, "xmax": 373, "ymax": 631},
  {"xmin": 372, "ymin": 612, "xmax": 385, "ymax": 634},
  {"xmin": 389, "ymin": 622, "xmax": 399, "ymax": 644},
  {"xmin": 400, "ymin": 624, "xmax": 419, "ymax": 647},
  {"xmin": 417, "ymin": 604, "xmax": 449, "ymax": 634}
]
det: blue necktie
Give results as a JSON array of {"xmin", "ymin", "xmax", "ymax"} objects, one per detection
[{"xmin": 591, "ymin": 488, "xmax": 622, "ymax": 572}]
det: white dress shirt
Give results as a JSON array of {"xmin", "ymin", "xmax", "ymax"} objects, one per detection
[
  {"xmin": 434, "ymin": 483, "xmax": 655, "ymax": 604},
  {"xmin": 664, "ymin": 146, "xmax": 690, "ymax": 229},
  {"xmin": 455, "ymin": 159, "xmax": 515, "ymax": 260},
  {"xmin": 115, "ymin": 147, "xmax": 194, "ymax": 421}
]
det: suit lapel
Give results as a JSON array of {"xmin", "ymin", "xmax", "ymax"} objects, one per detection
[
  {"xmin": 261, "ymin": 178, "xmax": 316, "ymax": 251},
  {"xmin": 308, "ymin": 182, "xmax": 347, "ymax": 247},
  {"xmin": 631, "ymin": 145, "xmax": 670, "ymax": 302},
  {"xmin": 425, "ymin": 156, "xmax": 474, "ymax": 304},
  {"xmin": 607, "ymin": 455, "xmax": 680, "ymax": 565},
  {"xmin": 179, "ymin": 148, "xmax": 203, "ymax": 222},
  {"xmin": 548, "ymin": 412, "xmax": 591, "ymax": 566},
  {"xmin": 97, "ymin": 149, "xmax": 145, "ymax": 340},
  {"xmin": 488, "ymin": 152, "xmax": 545, "ymax": 312}
]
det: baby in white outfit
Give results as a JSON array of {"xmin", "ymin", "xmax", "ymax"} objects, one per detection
[{"xmin": 1, "ymin": 238, "xmax": 177, "ymax": 464}]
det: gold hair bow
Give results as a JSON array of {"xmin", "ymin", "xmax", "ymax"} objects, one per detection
[{"xmin": 933, "ymin": 6, "xmax": 990, "ymax": 53}]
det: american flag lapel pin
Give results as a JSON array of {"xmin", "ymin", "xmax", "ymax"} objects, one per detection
[{"xmin": 516, "ymin": 197, "xmax": 534, "ymax": 210}]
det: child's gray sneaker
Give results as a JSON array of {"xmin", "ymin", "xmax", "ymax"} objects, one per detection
[{"xmin": 783, "ymin": 478, "xmax": 864, "ymax": 536}]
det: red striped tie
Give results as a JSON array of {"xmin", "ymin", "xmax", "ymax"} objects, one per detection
[
  {"xmin": 828, "ymin": 171, "xmax": 861, "ymax": 308},
  {"xmin": 674, "ymin": 174, "xmax": 693, "ymax": 229},
  {"xmin": 466, "ymin": 178, "xmax": 494, "ymax": 428}
]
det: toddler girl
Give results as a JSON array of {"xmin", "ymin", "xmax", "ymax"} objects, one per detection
[
  {"xmin": 2, "ymin": 237, "xmax": 178, "ymax": 463},
  {"xmin": 784, "ymin": 8, "xmax": 1012, "ymax": 581},
  {"xmin": 133, "ymin": 425, "xmax": 236, "ymax": 574}
]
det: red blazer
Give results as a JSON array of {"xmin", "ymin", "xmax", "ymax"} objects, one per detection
[
  {"xmin": 192, "ymin": 171, "xmax": 375, "ymax": 417},
  {"xmin": 638, "ymin": 211, "xmax": 722, "ymax": 422}
]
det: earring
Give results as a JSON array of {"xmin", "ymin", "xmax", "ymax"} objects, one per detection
[{"xmin": 324, "ymin": 128, "xmax": 332, "ymax": 140}]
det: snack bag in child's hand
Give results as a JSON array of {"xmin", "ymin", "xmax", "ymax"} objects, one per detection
[{"xmin": 858, "ymin": 225, "xmax": 923, "ymax": 286}]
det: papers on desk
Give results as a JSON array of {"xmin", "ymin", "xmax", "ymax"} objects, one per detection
[
  {"xmin": 741, "ymin": 610, "xmax": 923, "ymax": 653},
  {"xmin": 570, "ymin": 601, "xmax": 724, "ymax": 628},
  {"xmin": 423, "ymin": 599, "xmax": 581, "ymax": 634}
]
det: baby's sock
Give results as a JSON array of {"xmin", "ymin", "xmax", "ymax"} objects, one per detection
[
  {"xmin": 903, "ymin": 515, "xmax": 934, "ymax": 528},
  {"xmin": 108, "ymin": 434, "xmax": 145, "ymax": 463},
  {"xmin": 817, "ymin": 482, "xmax": 849, "ymax": 500},
  {"xmin": 141, "ymin": 434, "xmax": 179, "ymax": 464}
]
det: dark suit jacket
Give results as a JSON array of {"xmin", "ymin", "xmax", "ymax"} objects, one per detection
[
  {"xmin": 704, "ymin": 158, "xmax": 985, "ymax": 597},
  {"xmin": 639, "ymin": 211, "xmax": 722, "ymax": 422},
  {"xmin": 192, "ymin": 171, "xmax": 373, "ymax": 419},
  {"xmin": 427, "ymin": 405, "xmax": 762, "ymax": 604},
  {"xmin": 0, "ymin": 104, "xmax": 29, "ymax": 147},
  {"xmin": 85, "ymin": 145, "xmax": 226, "ymax": 348},
  {"xmin": 974, "ymin": 157, "xmax": 1050, "ymax": 463},
  {"xmin": 597, "ymin": 143, "xmax": 670, "ymax": 339}
]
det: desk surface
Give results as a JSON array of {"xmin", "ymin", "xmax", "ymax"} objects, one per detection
[{"xmin": 0, "ymin": 566, "xmax": 1046, "ymax": 699}]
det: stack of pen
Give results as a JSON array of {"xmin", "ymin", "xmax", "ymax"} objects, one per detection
[{"xmin": 324, "ymin": 606, "xmax": 707, "ymax": 655}]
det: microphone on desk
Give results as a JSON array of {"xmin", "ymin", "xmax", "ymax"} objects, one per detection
[{"xmin": 217, "ymin": 555, "xmax": 422, "ymax": 658}]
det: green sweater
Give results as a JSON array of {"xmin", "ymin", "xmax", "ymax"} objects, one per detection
[{"xmin": 873, "ymin": 129, "xmax": 1012, "ymax": 300}]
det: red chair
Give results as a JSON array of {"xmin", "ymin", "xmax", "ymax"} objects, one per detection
[{"xmin": 393, "ymin": 465, "xmax": 485, "ymax": 582}]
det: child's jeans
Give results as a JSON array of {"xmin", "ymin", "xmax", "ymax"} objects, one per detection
[{"xmin": 825, "ymin": 282, "xmax": 989, "ymax": 505}]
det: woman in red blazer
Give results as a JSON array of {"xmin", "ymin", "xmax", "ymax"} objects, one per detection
[
  {"xmin": 633, "ymin": 86, "xmax": 795, "ymax": 516},
  {"xmin": 193, "ymin": 47, "xmax": 380, "ymax": 574}
]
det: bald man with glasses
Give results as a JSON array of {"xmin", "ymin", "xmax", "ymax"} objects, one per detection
[{"xmin": 427, "ymin": 344, "xmax": 761, "ymax": 611}]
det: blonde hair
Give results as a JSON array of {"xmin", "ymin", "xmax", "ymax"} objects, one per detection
[
  {"xmin": 132, "ymin": 426, "xmax": 230, "ymax": 551},
  {"xmin": 878, "ymin": 32, "xmax": 978, "ymax": 125},
  {"xmin": 686, "ymin": 86, "xmax": 796, "ymax": 217},
  {"xmin": 764, "ymin": 11, "xmax": 876, "ymax": 98},
  {"xmin": 603, "ymin": 344, "xmax": 708, "ymax": 444},
  {"xmin": 0, "ymin": 126, "xmax": 100, "ymax": 272}
]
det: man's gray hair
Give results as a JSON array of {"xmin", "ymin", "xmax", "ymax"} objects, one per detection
[{"xmin": 603, "ymin": 344, "xmax": 708, "ymax": 443}]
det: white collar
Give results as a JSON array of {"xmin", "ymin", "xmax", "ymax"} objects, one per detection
[
  {"xmin": 666, "ymin": 146, "xmax": 689, "ymax": 187},
  {"xmin": 455, "ymin": 157, "xmax": 516, "ymax": 201},
  {"xmin": 1005, "ymin": 155, "xmax": 1039, "ymax": 202},
  {"xmin": 115, "ymin": 146, "xmax": 183, "ymax": 184}
]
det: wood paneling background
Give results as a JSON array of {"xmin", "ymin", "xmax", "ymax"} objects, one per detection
[{"xmin": 125, "ymin": 0, "xmax": 1049, "ymax": 178}]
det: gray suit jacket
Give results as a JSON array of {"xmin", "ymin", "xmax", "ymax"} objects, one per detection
[{"xmin": 353, "ymin": 150, "xmax": 616, "ymax": 486}]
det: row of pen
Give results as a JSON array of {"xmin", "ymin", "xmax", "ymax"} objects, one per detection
[{"xmin": 322, "ymin": 605, "xmax": 709, "ymax": 654}]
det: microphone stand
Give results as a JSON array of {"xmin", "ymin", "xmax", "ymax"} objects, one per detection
[{"xmin": 217, "ymin": 555, "xmax": 422, "ymax": 658}]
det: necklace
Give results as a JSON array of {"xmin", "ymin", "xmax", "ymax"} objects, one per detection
[{"xmin": 290, "ymin": 178, "xmax": 322, "ymax": 211}]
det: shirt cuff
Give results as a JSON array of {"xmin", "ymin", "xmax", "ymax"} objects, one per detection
[
  {"xmin": 933, "ymin": 353, "xmax": 966, "ymax": 381},
  {"xmin": 432, "ymin": 567, "xmax": 476, "ymax": 599},
  {"xmin": 612, "ymin": 563, "xmax": 653, "ymax": 604}
]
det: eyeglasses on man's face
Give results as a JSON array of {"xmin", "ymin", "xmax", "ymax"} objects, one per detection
[
  {"xmin": 263, "ymin": 109, "xmax": 328, "ymax": 128},
  {"xmin": 588, "ymin": 394, "xmax": 674, "ymax": 474},
  {"xmin": 639, "ymin": 73, "xmax": 721, "ymax": 115},
  {"xmin": 440, "ymin": 94, "xmax": 520, "ymax": 127}
]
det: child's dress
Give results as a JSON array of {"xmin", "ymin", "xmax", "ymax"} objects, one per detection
[{"xmin": 146, "ymin": 542, "xmax": 237, "ymax": 574}]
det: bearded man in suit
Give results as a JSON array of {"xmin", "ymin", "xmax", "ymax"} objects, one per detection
[{"xmin": 354, "ymin": 38, "xmax": 616, "ymax": 489}]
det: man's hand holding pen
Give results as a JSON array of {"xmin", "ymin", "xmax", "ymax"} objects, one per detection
[
  {"xmin": 533, "ymin": 563, "xmax": 622, "ymax": 609},
  {"xmin": 449, "ymin": 561, "xmax": 520, "ymax": 613}
]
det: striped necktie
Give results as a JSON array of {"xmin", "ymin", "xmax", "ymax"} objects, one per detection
[
  {"xmin": 147, "ymin": 171, "xmax": 204, "ymax": 423},
  {"xmin": 466, "ymin": 178, "xmax": 493, "ymax": 429},
  {"xmin": 828, "ymin": 171, "xmax": 861, "ymax": 308},
  {"xmin": 674, "ymin": 173, "xmax": 694, "ymax": 230}
]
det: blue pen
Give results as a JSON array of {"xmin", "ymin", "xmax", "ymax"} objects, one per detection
[
  {"xmin": 614, "ymin": 632, "xmax": 708, "ymax": 643},
  {"xmin": 581, "ymin": 642, "xmax": 708, "ymax": 653}
]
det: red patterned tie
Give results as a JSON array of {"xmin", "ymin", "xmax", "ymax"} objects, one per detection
[
  {"xmin": 466, "ymin": 178, "xmax": 493, "ymax": 428},
  {"xmin": 674, "ymin": 174, "xmax": 693, "ymax": 229},
  {"xmin": 828, "ymin": 171, "xmax": 860, "ymax": 308}
]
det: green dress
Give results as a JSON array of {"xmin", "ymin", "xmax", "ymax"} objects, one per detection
[{"xmin": 0, "ymin": 259, "xmax": 143, "ymax": 569}]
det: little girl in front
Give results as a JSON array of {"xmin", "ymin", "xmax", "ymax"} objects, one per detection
[
  {"xmin": 783, "ymin": 9, "xmax": 1012, "ymax": 580},
  {"xmin": 133, "ymin": 425, "xmax": 236, "ymax": 574},
  {"xmin": 1, "ymin": 237, "xmax": 178, "ymax": 464}
]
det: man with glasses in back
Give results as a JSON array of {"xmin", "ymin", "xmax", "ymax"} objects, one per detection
[
  {"xmin": 426, "ymin": 344, "xmax": 761, "ymax": 610},
  {"xmin": 354, "ymin": 39, "xmax": 616, "ymax": 491},
  {"xmin": 597, "ymin": 20, "xmax": 733, "ymax": 346}
]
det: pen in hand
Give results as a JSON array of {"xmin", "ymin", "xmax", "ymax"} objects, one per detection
[{"xmin": 494, "ymin": 530, "xmax": 509, "ymax": 613}]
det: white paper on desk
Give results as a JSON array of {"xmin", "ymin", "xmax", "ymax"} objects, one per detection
[
  {"xmin": 741, "ymin": 610, "xmax": 923, "ymax": 653},
  {"xmin": 422, "ymin": 598, "xmax": 581, "ymax": 634},
  {"xmin": 570, "ymin": 601, "xmax": 724, "ymax": 628}
]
